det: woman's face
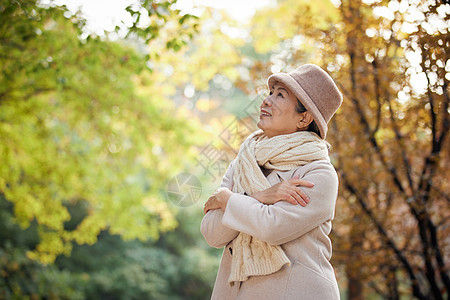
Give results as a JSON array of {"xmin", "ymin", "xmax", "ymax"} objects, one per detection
[{"xmin": 257, "ymin": 82, "xmax": 307, "ymax": 138}]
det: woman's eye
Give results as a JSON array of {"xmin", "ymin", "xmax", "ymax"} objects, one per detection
[
  {"xmin": 278, "ymin": 93, "xmax": 284, "ymax": 98},
  {"xmin": 269, "ymin": 91, "xmax": 273, "ymax": 96}
]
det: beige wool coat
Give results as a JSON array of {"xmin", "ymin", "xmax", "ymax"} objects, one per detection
[{"xmin": 201, "ymin": 159, "xmax": 340, "ymax": 300}]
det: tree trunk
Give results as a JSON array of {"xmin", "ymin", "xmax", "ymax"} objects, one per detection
[{"xmin": 346, "ymin": 221, "xmax": 364, "ymax": 300}]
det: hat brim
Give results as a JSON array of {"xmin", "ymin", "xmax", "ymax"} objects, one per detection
[{"xmin": 268, "ymin": 73, "xmax": 328, "ymax": 139}]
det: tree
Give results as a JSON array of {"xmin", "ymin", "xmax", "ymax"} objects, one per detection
[
  {"xmin": 242, "ymin": 0, "xmax": 449, "ymax": 298},
  {"xmin": 0, "ymin": 0, "xmax": 204, "ymax": 263},
  {"xmin": 332, "ymin": 1, "xmax": 449, "ymax": 298},
  {"xmin": 0, "ymin": 190, "xmax": 220, "ymax": 299}
]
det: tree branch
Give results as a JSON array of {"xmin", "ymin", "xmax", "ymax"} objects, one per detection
[
  {"xmin": 343, "ymin": 54, "xmax": 410, "ymax": 198},
  {"xmin": 339, "ymin": 170, "xmax": 426, "ymax": 300},
  {"xmin": 371, "ymin": 59, "xmax": 382, "ymax": 135},
  {"xmin": 385, "ymin": 92, "xmax": 415, "ymax": 193},
  {"xmin": 427, "ymin": 216, "xmax": 450, "ymax": 294}
]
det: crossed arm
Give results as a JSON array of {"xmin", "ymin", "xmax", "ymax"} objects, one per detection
[
  {"xmin": 201, "ymin": 162, "xmax": 338, "ymax": 248},
  {"xmin": 203, "ymin": 176, "xmax": 314, "ymax": 214},
  {"xmin": 200, "ymin": 160, "xmax": 337, "ymax": 248}
]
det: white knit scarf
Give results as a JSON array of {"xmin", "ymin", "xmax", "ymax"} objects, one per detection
[{"xmin": 228, "ymin": 129, "xmax": 329, "ymax": 285}]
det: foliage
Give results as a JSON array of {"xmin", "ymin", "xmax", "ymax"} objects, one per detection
[
  {"xmin": 0, "ymin": 194, "xmax": 220, "ymax": 299},
  {"xmin": 331, "ymin": 1, "xmax": 449, "ymax": 299},
  {"xmin": 2, "ymin": 0, "xmax": 448, "ymax": 299},
  {"xmin": 0, "ymin": 195, "xmax": 84, "ymax": 299},
  {"xmin": 242, "ymin": 0, "xmax": 449, "ymax": 298},
  {"xmin": 56, "ymin": 206, "xmax": 219, "ymax": 300},
  {"xmin": 0, "ymin": 0, "xmax": 204, "ymax": 264},
  {"xmin": 124, "ymin": 0, "xmax": 199, "ymax": 53}
]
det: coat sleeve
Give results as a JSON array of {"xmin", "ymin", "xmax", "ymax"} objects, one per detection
[
  {"xmin": 200, "ymin": 160, "xmax": 240, "ymax": 249},
  {"xmin": 221, "ymin": 161, "xmax": 338, "ymax": 246}
]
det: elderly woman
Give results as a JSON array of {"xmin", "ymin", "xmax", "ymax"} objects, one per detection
[{"xmin": 201, "ymin": 64, "xmax": 343, "ymax": 299}]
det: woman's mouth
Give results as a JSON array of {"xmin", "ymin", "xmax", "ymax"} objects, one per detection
[{"xmin": 261, "ymin": 110, "xmax": 272, "ymax": 116}]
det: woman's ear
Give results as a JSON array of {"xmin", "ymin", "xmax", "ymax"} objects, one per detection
[{"xmin": 296, "ymin": 112, "xmax": 314, "ymax": 130}]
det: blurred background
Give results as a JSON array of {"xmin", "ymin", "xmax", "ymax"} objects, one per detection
[{"xmin": 0, "ymin": 0, "xmax": 448, "ymax": 299}]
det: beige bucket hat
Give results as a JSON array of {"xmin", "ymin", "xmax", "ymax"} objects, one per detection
[{"xmin": 267, "ymin": 64, "xmax": 343, "ymax": 139}]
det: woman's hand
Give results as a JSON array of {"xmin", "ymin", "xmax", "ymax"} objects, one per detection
[
  {"xmin": 204, "ymin": 187, "xmax": 233, "ymax": 214},
  {"xmin": 251, "ymin": 175, "xmax": 314, "ymax": 206}
]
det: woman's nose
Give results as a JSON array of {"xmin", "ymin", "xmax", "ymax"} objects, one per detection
[{"xmin": 262, "ymin": 96, "xmax": 272, "ymax": 107}]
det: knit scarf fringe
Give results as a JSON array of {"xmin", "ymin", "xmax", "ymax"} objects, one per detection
[{"xmin": 228, "ymin": 130, "xmax": 329, "ymax": 286}]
